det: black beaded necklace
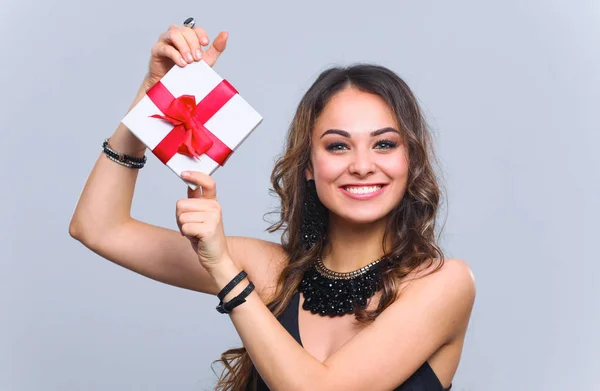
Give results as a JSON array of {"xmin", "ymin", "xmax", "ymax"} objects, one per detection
[{"xmin": 298, "ymin": 256, "xmax": 392, "ymax": 317}]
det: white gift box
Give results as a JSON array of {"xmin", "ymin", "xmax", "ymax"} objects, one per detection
[{"xmin": 121, "ymin": 60, "xmax": 263, "ymax": 190}]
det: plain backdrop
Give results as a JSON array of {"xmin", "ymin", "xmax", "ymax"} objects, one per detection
[{"xmin": 1, "ymin": 0, "xmax": 598, "ymax": 390}]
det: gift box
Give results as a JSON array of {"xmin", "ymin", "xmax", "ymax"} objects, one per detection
[{"xmin": 121, "ymin": 60, "xmax": 263, "ymax": 190}]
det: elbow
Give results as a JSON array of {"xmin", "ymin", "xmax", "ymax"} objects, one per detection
[
  {"xmin": 68, "ymin": 216, "xmax": 101, "ymax": 248},
  {"xmin": 69, "ymin": 217, "xmax": 84, "ymax": 241}
]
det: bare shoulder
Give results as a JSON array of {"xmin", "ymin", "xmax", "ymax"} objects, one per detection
[
  {"xmin": 402, "ymin": 257, "xmax": 476, "ymax": 294},
  {"xmin": 395, "ymin": 258, "xmax": 476, "ymax": 339},
  {"xmin": 226, "ymin": 236, "xmax": 288, "ymax": 301},
  {"xmin": 437, "ymin": 258, "xmax": 476, "ymax": 298}
]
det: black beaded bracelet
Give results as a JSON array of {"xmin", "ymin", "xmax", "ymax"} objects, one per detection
[
  {"xmin": 102, "ymin": 138, "xmax": 147, "ymax": 168},
  {"xmin": 216, "ymin": 281, "xmax": 255, "ymax": 314}
]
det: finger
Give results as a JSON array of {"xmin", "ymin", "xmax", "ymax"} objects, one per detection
[
  {"xmin": 181, "ymin": 26, "xmax": 203, "ymax": 61},
  {"xmin": 180, "ymin": 221, "xmax": 219, "ymax": 239},
  {"xmin": 202, "ymin": 31, "xmax": 228, "ymax": 67},
  {"xmin": 178, "ymin": 211, "xmax": 221, "ymax": 226},
  {"xmin": 180, "ymin": 222, "xmax": 204, "ymax": 238},
  {"xmin": 164, "ymin": 28, "xmax": 193, "ymax": 64},
  {"xmin": 176, "ymin": 199, "xmax": 219, "ymax": 234},
  {"xmin": 192, "ymin": 26, "xmax": 210, "ymax": 48},
  {"xmin": 178, "ymin": 212, "xmax": 206, "ymax": 225},
  {"xmin": 152, "ymin": 41, "xmax": 186, "ymax": 67},
  {"xmin": 181, "ymin": 171, "xmax": 217, "ymax": 199},
  {"xmin": 176, "ymin": 198, "xmax": 220, "ymax": 215}
]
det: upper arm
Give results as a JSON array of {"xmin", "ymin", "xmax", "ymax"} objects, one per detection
[
  {"xmin": 321, "ymin": 258, "xmax": 476, "ymax": 391},
  {"xmin": 74, "ymin": 218, "xmax": 287, "ymax": 298}
]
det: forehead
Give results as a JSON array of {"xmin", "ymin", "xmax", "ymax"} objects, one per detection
[{"xmin": 314, "ymin": 87, "xmax": 398, "ymax": 133}]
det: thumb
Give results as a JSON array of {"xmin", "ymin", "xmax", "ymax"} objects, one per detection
[
  {"xmin": 203, "ymin": 31, "xmax": 228, "ymax": 66},
  {"xmin": 187, "ymin": 186, "xmax": 202, "ymax": 199},
  {"xmin": 182, "ymin": 171, "xmax": 217, "ymax": 199}
]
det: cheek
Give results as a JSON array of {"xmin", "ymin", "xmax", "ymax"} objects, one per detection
[
  {"xmin": 311, "ymin": 152, "xmax": 346, "ymax": 180},
  {"xmin": 378, "ymin": 153, "xmax": 410, "ymax": 180},
  {"xmin": 385, "ymin": 159, "xmax": 409, "ymax": 176}
]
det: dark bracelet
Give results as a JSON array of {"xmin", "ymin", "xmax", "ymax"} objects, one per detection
[
  {"xmin": 102, "ymin": 138, "xmax": 147, "ymax": 168},
  {"xmin": 217, "ymin": 270, "xmax": 248, "ymax": 301},
  {"xmin": 216, "ymin": 281, "xmax": 255, "ymax": 314}
]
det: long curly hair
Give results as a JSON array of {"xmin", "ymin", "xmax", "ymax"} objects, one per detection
[{"xmin": 211, "ymin": 63, "xmax": 446, "ymax": 391}]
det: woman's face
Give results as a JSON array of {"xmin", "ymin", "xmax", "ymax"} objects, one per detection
[{"xmin": 307, "ymin": 87, "xmax": 409, "ymax": 226}]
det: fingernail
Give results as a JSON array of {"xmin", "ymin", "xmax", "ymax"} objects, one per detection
[
  {"xmin": 201, "ymin": 37, "xmax": 209, "ymax": 45},
  {"xmin": 185, "ymin": 52, "xmax": 193, "ymax": 63},
  {"xmin": 195, "ymin": 49, "xmax": 202, "ymax": 60},
  {"xmin": 181, "ymin": 171, "xmax": 190, "ymax": 178},
  {"xmin": 179, "ymin": 57, "xmax": 187, "ymax": 67}
]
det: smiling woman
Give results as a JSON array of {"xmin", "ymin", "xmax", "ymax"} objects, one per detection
[
  {"xmin": 308, "ymin": 88, "xmax": 410, "ymax": 228},
  {"xmin": 69, "ymin": 20, "xmax": 475, "ymax": 391}
]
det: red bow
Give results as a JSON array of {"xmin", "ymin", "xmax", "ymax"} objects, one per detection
[
  {"xmin": 146, "ymin": 80, "xmax": 236, "ymax": 166},
  {"xmin": 150, "ymin": 94, "xmax": 213, "ymax": 159}
]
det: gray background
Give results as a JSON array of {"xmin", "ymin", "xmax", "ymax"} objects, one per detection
[{"xmin": 1, "ymin": 0, "xmax": 598, "ymax": 390}]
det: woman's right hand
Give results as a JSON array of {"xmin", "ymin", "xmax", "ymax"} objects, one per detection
[{"xmin": 143, "ymin": 23, "xmax": 229, "ymax": 90}]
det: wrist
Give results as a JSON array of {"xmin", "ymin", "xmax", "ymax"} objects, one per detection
[
  {"xmin": 108, "ymin": 125, "xmax": 147, "ymax": 157},
  {"xmin": 209, "ymin": 258, "xmax": 247, "ymax": 302},
  {"xmin": 141, "ymin": 74, "xmax": 159, "ymax": 92}
]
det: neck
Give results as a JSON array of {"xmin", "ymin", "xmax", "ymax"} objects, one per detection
[{"xmin": 321, "ymin": 215, "xmax": 389, "ymax": 273}]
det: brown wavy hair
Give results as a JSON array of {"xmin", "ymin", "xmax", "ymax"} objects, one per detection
[{"xmin": 211, "ymin": 64, "xmax": 446, "ymax": 391}]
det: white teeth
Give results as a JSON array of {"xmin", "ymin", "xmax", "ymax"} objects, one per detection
[{"xmin": 344, "ymin": 186, "xmax": 382, "ymax": 195}]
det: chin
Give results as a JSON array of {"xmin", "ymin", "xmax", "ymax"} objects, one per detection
[{"xmin": 333, "ymin": 209, "xmax": 391, "ymax": 226}]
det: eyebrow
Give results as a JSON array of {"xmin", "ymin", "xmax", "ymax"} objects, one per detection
[{"xmin": 319, "ymin": 127, "xmax": 401, "ymax": 139}]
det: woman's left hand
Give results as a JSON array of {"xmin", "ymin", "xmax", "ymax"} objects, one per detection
[{"xmin": 176, "ymin": 171, "xmax": 231, "ymax": 272}]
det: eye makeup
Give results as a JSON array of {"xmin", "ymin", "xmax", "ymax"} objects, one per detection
[
  {"xmin": 324, "ymin": 138, "xmax": 399, "ymax": 152},
  {"xmin": 374, "ymin": 139, "xmax": 398, "ymax": 149}
]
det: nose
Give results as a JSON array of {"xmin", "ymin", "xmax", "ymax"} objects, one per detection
[{"xmin": 349, "ymin": 150, "xmax": 376, "ymax": 177}]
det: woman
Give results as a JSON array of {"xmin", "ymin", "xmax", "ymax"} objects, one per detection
[{"xmin": 70, "ymin": 20, "xmax": 476, "ymax": 391}]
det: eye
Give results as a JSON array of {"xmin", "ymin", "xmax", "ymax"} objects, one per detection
[
  {"xmin": 375, "ymin": 139, "xmax": 398, "ymax": 149},
  {"xmin": 325, "ymin": 142, "xmax": 349, "ymax": 151}
]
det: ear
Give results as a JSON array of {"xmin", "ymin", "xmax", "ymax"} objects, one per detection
[{"xmin": 305, "ymin": 166, "xmax": 314, "ymax": 181}]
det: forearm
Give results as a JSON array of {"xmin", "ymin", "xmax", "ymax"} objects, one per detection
[
  {"xmin": 210, "ymin": 260, "xmax": 328, "ymax": 391},
  {"xmin": 69, "ymin": 81, "xmax": 151, "ymax": 241}
]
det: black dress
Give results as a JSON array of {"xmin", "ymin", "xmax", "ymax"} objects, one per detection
[{"xmin": 251, "ymin": 290, "xmax": 452, "ymax": 391}]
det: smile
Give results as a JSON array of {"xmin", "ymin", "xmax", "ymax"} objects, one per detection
[{"xmin": 340, "ymin": 184, "xmax": 386, "ymax": 200}]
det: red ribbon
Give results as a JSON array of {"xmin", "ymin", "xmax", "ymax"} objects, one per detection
[{"xmin": 146, "ymin": 80, "xmax": 237, "ymax": 165}]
